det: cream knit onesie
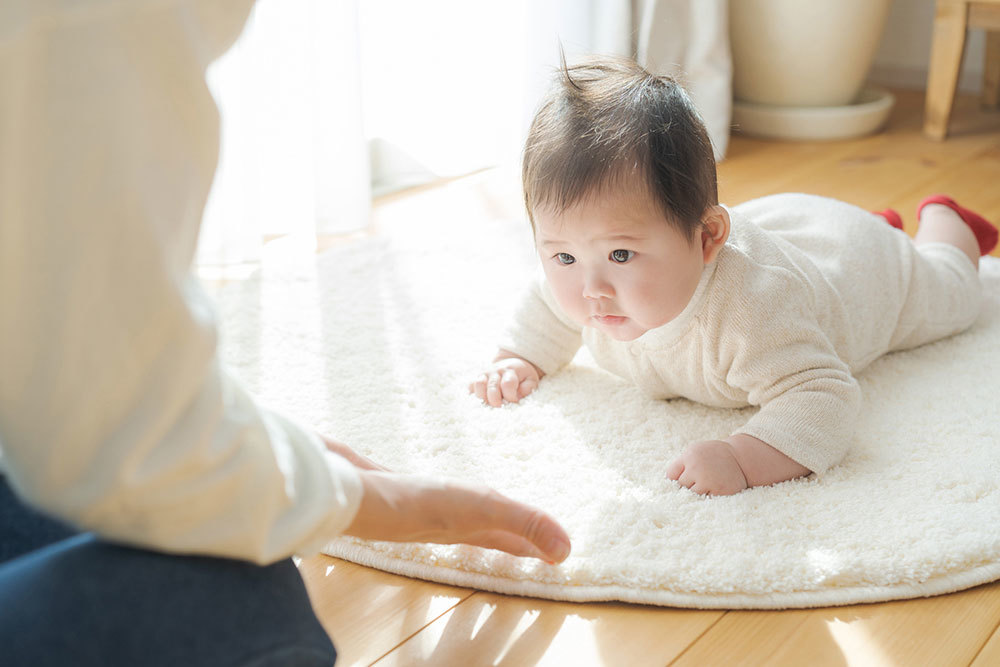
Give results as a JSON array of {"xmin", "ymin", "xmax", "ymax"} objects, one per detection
[{"xmin": 499, "ymin": 193, "xmax": 982, "ymax": 473}]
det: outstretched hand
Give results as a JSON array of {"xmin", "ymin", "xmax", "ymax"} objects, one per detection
[
  {"xmin": 321, "ymin": 436, "xmax": 389, "ymax": 471},
  {"xmin": 345, "ymin": 470, "xmax": 572, "ymax": 563},
  {"xmin": 470, "ymin": 355, "xmax": 543, "ymax": 407}
]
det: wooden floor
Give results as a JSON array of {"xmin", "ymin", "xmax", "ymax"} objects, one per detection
[{"xmin": 299, "ymin": 89, "xmax": 1000, "ymax": 666}]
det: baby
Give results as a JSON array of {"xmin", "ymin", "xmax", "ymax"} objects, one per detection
[{"xmin": 471, "ymin": 58, "xmax": 998, "ymax": 495}]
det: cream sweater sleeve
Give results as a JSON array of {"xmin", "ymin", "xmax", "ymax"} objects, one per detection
[
  {"xmin": 498, "ymin": 278, "xmax": 583, "ymax": 376},
  {"xmin": 715, "ymin": 267, "xmax": 862, "ymax": 474},
  {"xmin": 0, "ymin": 0, "xmax": 361, "ymax": 563}
]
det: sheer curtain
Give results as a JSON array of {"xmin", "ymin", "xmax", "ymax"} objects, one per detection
[
  {"xmin": 359, "ymin": 2, "xmax": 530, "ymax": 194},
  {"xmin": 197, "ymin": 0, "xmax": 731, "ymax": 269},
  {"xmin": 362, "ymin": 0, "xmax": 731, "ymax": 193},
  {"xmin": 198, "ymin": 0, "xmax": 369, "ymax": 271}
]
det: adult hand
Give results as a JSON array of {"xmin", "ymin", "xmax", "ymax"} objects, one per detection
[
  {"xmin": 321, "ymin": 435, "xmax": 389, "ymax": 472},
  {"xmin": 345, "ymin": 470, "xmax": 572, "ymax": 563},
  {"xmin": 470, "ymin": 354, "xmax": 544, "ymax": 407}
]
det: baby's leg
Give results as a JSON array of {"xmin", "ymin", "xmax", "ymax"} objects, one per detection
[
  {"xmin": 889, "ymin": 210, "xmax": 983, "ymax": 352},
  {"xmin": 916, "ymin": 204, "xmax": 980, "ymax": 267},
  {"xmin": 915, "ymin": 196, "xmax": 998, "ymax": 265}
]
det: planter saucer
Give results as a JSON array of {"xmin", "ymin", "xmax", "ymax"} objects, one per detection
[{"xmin": 732, "ymin": 86, "xmax": 895, "ymax": 141}]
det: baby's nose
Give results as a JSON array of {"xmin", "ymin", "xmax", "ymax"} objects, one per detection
[{"xmin": 582, "ymin": 273, "xmax": 614, "ymax": 299}]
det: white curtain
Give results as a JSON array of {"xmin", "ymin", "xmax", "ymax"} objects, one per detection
[
  {"xmin": 198, "ymin": 0, "xmax": 731, "ymax": 268},
  {"xmin": 522, "ymin": 0, "xmax": 731, "ymax": 159},
  {"xmin": 635, "ymin": 0, "xmax": 732, "ymax": 160},
  {"xmin": 358, "ymin": 1, "xmax": 530, "ymax": 194},
  {"xmin": 198, "ymin": 0, "xmax": 369, "ymax": 270}
]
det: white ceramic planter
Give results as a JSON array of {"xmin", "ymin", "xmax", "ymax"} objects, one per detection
[
  {"xmin": 732, "ymin": 86, "xmax": 895, "ymax": 140},
  {"xmin": 729, "ymin": 0, "xmax": 894, "ymax": 107}
]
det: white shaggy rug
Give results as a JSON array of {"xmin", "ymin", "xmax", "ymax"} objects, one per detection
[{"xmin": 215, "ymin": 211, "xmax": 1000, "ymax": 610}]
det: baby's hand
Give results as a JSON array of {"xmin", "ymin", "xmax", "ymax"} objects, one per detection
[
  {"xmin": 470, "ymin": 356, "xmax": 542, "ymax": 407},
  {"xmin": 665, "ymin": 440, "xmax": 748, "ymax": 496}
]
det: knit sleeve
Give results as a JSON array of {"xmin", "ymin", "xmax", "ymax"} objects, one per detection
[
  {"xmin": 0, "ymin": 0, "xmax": 363, "ymax": 564},
  {"xmin": 719, "ymin": 278, "xmax": 862, "ymax": 474},
  {"xmin": 497, "ymin": 278, "xmax": 583, "ymax": 376}
]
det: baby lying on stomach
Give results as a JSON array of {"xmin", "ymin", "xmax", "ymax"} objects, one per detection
[{"xmin": 471, "ymin": 58, "xmax": 997, "ymax": 495}]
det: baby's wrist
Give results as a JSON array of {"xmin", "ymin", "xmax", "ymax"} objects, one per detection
[
  {"xmin": 722, "ymin": 441, "xmax": 750, "ymax": 490},
  {"xmin": 492, "ymin": 349, "xmax": 545, "ymax": 379},
  {"xmin": 725, "ymin": 433, "xmax": 811, "ymax": 488}
]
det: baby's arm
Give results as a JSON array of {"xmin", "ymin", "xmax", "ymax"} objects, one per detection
[
  {"xmin": 662, "ymin": 268, "xmax": 862, "ymax": 495},
  {"xmin": 472, "ymin": 278, "xmax": 582, "ymax": 407},
  {"xmin": 470, "ymin": 350, "xmax": 545, "ymax": 407},
  {"xmin": 665, "ymin": 434, "xmax": 811, "ymax": 495}
]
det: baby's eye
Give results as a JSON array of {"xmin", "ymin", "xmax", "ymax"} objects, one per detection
[
  {"xmin": 556, "ymin": 253, "xmax": 576, "ymax": 265},
  {"xmin": 610, "ymin": 249, "xmax": 634, "ymax": 263}
]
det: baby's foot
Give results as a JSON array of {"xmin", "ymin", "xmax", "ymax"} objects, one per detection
[
  {"xmin": 873, "ymin": 208, "xmax": 904, "ymax": 230},
  {"xmin": 917, "ymin": 195, "xmax": 998, "ymax": 255}
]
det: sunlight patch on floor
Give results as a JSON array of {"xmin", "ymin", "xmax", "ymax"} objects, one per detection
[{"xmin": 826, "ymin": 618, "xmax": 894, "ymax": 667}]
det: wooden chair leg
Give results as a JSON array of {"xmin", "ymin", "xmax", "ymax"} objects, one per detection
[
  {"xmin": 984, "ymin": 31, "xmax": 1000, "ymax": 110},
  {"xmin": 925, "ymin": 1, "xmax": 970, "ymax": 140}
]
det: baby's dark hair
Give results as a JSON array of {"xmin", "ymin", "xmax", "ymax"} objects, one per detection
[{"xmin": 522, "ymin": 58, "xmax": 718, "ymax": 242}]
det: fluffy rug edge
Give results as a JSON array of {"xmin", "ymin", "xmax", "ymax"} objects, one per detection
[{"xmin": 323, "ymin": 541, "xmax": 1000, "ymax": 610}]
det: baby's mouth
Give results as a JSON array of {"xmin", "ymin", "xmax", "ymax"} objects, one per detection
[{"xmin": 592, "ymin": 314, "xmax": 627, "ymax": 325}]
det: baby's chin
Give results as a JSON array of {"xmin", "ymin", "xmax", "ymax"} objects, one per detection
[
  {"xmin": 605, "ymin": 327, "xmax": 646, "ymax": 342},
  {"xmin": 584, "ymin": 320, "xmax": 649, "ymax": 341}
]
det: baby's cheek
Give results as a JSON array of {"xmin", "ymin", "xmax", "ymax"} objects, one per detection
[
  {"xmin": 637, "ymin": 283, "xmax": 683, "ymax": 326},
  {"xmin": 547, "ymin": 279, "xmax": 585, "ymax": 319},
  {"xmin": 559, "ymin": 298, "xmax": 589, "ymax": 326}
]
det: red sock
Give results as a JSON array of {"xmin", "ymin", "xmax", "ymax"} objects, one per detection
[
  {"xmin": 917, "ymin": 195, "xmax": 998, "ymax": 256},
  {"xmin": 873, "ymin": 208, "xmax": 904, "ymax": 231}
]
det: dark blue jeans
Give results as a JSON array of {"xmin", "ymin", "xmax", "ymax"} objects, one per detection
[{"xmin": 0, "ymin": 477, "xmax": 336, "ymax": 666}]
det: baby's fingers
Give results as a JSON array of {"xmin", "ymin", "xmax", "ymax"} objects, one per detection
[
  {"xmin": 485, "ymin": 372, "xmax": 505, "ymax": 407},
  {"xmin": 470, "ymin": 374, "xmax": 489, "ymax": 400},
  {"xmin": 499, "ymin": 368, "xmax": 522, "ymax": 404},
  {"xmin": 518, "ymin": 377, "xmax": 538, "ymax": 398},
  {"xmin": 673, "ymin": 466, "xmax": 702, "ymax": 493},
  {"xmin": 471, "ymin": 372, "xmax": 504, "ymax": 407}
]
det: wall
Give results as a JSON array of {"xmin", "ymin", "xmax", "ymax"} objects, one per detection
[{"xmin": 869, "ymin": 0, "xmax": 986, "ymax": 92}]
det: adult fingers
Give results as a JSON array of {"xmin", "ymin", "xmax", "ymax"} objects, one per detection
[
  {"xmin": 479, "ymin": 490, "xmax": 571, "ymax": 563},
  {"xmin": 348, "ymin": 474, "xmax": 571, "ymax": 562},
  {"xmin": 457, "ymin": 529, "xmax": 550, "ymax": 561},
  {"xmin": 322, "ymin": 437, "xmax": 390, "ymax": 471}
]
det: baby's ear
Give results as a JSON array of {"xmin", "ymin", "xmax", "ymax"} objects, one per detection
[{"xmin": 699, "ymin": 205, "xmax": 730, "ymax": 264}]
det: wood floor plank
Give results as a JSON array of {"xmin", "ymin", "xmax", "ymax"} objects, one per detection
[
  {"xmin": 673, "ymin": 582, "xmax": 1000, "ymax": 667},
  {"xmin": 723, "ymin": 130, "xmax": 997, "ymax": 214},
  {"xmin": 670, "ymin": 610, "xmax": 813, "ymax": 666},
  {"xmin": 298, "ymin": 555, "xmax": 474, "ymax": 667},
  {"xmin": 971, "ymin": 616, "xmax": 1000, "ymax": 666},
  {"xmin": 886, "ymin": 140, "xmax": 1000, "ymax": 255},
  {"xmin": 718, "ymin": 138, "xmax": 858, "ymax": 205},
  {"xmin": 764, "ymin": 582, "xmax": 1000, "ymax": 666},
  {"xmin": 721, "ymin": 90, "xmax": 1000, "ymax": 213},
  {"xmin": 373, "ymin": 593, "xmax": 722, "ymax": 667}
]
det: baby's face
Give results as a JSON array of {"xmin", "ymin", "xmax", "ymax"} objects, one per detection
[{"xmin": 534, "ymin": 186, "xmax": 707, "ymax": 341}]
